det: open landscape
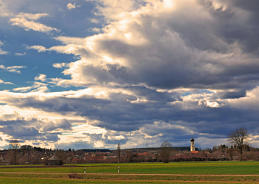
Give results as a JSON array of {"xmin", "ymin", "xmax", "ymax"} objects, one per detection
[
  {"xmin": 1, "ymin": 0, "xmax": 259, "ymax": 183},
  {"xmin": 0, "ymin": 162, "xmax": 259, "ymax": 183}
]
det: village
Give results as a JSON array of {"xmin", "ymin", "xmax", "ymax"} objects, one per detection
[{"xmin": 0, "ymin": 139, "xmax": 259, "ymax": 165}]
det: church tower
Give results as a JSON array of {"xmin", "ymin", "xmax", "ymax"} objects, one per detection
[{"xmin": 190, "ymin": 138, "xmax": 195, "ymax": 152}]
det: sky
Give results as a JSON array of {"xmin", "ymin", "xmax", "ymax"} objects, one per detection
[{"xmin": 0, "ymin": 0, "xmax": 259, "ymax": 150}]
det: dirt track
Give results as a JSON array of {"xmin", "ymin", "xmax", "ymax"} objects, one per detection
[
  {"xmin": 1, "ymin": 172, "xmax": 259, "ymax": 183},
  {"xmin": 0, "ymin": 175, "xmax": 258, "ymax": 184},
  {"xmin": 1, "ymin": 171, "xmax": 259, "ymax": 177}
]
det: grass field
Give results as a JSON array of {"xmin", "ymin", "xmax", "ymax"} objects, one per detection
[{"xmin": 0, "ymin": 161, "xmax": 259, "ymax": 183}]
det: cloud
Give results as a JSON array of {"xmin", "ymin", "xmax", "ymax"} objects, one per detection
[
  {"xmin": 9, "ymin": 12, "xmax": 59, "ymax": 33},
  {"xmin": 95, "ymin": 0, "xmax": 140, "ymax": 21},
  {"xmin": 28, "ymin": 45, "xmax": 48, "ymax": 52},
  {"xmin": 67, "ymin": 3, "xmax": 77, "ymax": 10},
  {"xmin": 0, "ymin": 0, "xmax": 11, "ymax": 17},
  {"xmin": 1, "ymin": 85, "xmax": 259, "ymax": 148},
  {"xmin": 53, "ymin": 62, "xmax": 69, "ymax": 69},
  {"xmin": 0, "ymin": 99, "xmax": 82, "ymax": 148},
  {"xmin": 13, "ymin": 82, "xmax": 48, "ymax": 92},
  {"xmin": 34, "ymin": 74, "xmax": 47, "ymax": 82},
  {"xmin": 0, "ymin": 79, "xmax": 13, "ymax": 85},
  {"xmin": 204, "ymin": 0, "xmax": 259, "ymax": 54},
  {"xmin": 28, "ymin": 37, "xmax": 85, "ymax": 54},
  {"xmin": 0, "ymin": 41, "xmax": 8, "ymax": 55},
  {"xmin": 15, "ymin": 52, "xmax": 26, "ymax": 56},
  {"xmin": 38, "ymin": 0, "xmax": 259, "ymax": 93},
  {"xmin": 0, "ymin": 64, "xmax": 25, "ymax": 73},
  {"xmin": 1, "ymin": 0, "xmax": 259, "ymax": 149}
]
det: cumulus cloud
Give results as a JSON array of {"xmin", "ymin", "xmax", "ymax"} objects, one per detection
[
  {"xmin": 28, "ymin": 37, "xmax": 85, "ymax": 54},
  {"xmin": 0, "ymin": 79, "xmax": 13, "ymax": 85},
  {"xmin": 0, "ymin": 64, "xmax": 25, "ymax": 73},
  {"xmin": 53, "ymin": 62, "xmax": 69, "ymax": 69},
  {"xmin": 1, "ymin": 84, "xmax": 259, "ymax": 148},
  {"xmin": 28, "ymin": 45, "xmax": 48, "ymax": 52},
  {"xmin": 0, "ymin": 99, "xmax": 84, "ymax": 148},
  {"xmin": 34, "ymin": 74, "xmax": 47, "ymax": 82},
  {"xmin": 13, "ymin": 82, "xmax": 48, "ymax": 92},
  {"xmin": 38, "ymin": 0, "xmax": 259, "ymax": 93},
  {"xmin": 1, "ymin": 0, "xmax": 259, "ymax": 149},
  {"xmin": 67, "ymin": 3, "xmax": 77, "ymax": 10},
  {"xmin": 9, "ymin": 12, "xmax": 59, "ymax": 33}
]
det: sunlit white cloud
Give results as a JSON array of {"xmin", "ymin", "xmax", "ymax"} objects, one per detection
[
  {"xmin": 0, "ymin": 64, "xmax": 25, "ymax": 73},
  {"xmin": 34, "ymin": 74, "xmax": 47, "ymax": 82},
  {"xmin": 0, "ymin": 96, "xmax": 87, "ymax": 148},
  {"xmin": 13, "ymin": 82, "xmax": 48, "ymax": 92},
  {"xmin": 67, "ymin": 3, "xmax": 77, "ymax": 10},
  {"xmin": 227, "ymin": 87, "xmax": 259, "ymax": 110},
  {"xmin": 9, "ymin": 12, "xmax": 59, "ymax": 33},
  {"xmin": 0, "ymin": 79, "xmax": 13, "ymax": 85},
  {"xmin": 53, "ymin": 62, "xmax": 69, "ymax": 69},
  {"xmin": 28, "ymin": 45, "xmax": 48, "ymax": 52},
  {"xmin": 1, "ymin": 0, "xmax": 259, "ymax": 149},
  {"xmin": 36, "ymin": 0, "xmax": 259, "ymax": 92}
]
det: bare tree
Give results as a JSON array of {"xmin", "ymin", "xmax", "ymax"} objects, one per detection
[
  {"xmin": 229, "ymin": 128, "xmax": 248, "ymax": 160},
  {"xmin": 117, "ymin": 143, "xmax": 121, "ymax": 163},
  {"xmin": 160, "ymin": 141, "xmax": 172, "ymax": 163},
  {"xmin": 9, "ymin": 140, "xmax": 20, "ymax": 165}
]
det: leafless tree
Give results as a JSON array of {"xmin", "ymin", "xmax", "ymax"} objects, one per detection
[
  {"xmin": 229, "ymin": 128, "xmax": 248, "ymax": 160},
  {"xmin": 160, "ymin": 141, "xmax": 172, "ymax": 163},
  {"xmin": 117, "ymin": 143, "xmax": 121, "ymax": 163},
  {"xmin": 9, "ymin": 140, "xmax": 20, "ymax": 165}
]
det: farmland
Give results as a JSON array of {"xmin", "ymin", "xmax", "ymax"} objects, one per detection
[{"xmin": 0, "ymin": 161, "xmax": 259, "ymax": 183}]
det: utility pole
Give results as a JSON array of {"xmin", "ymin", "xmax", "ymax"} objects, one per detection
[{"xmin": 117, "ymin": 143, "xmax": 121, "ymax": 163}]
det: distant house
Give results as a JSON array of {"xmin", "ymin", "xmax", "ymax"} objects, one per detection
[
  {"xmin": 45, "ymin": 155, "xmax": 63, "ymax": 165},
  {"xmin": 0, "ymin": 155, "xmax": 8, "ymax": 165},
  {"xmin": 190, "ymin": 138, "xmax": 199, "ymax": 154}
]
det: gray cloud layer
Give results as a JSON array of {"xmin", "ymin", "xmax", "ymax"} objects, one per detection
[{"xmin": 1, "ymin": 0, "xmax": 259, "ymax": 149}]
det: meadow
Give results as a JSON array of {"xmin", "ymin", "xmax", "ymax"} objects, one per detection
[{"xmin": 0, "ymin": 161, "xmax": 259, "ymax": 183}]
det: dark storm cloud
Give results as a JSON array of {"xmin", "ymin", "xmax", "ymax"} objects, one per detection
[
  {"xmin": 1, "ymin": 0, "xmax": 259, "ymax": 148},
  {"xmin": 229, "ymin": 0, "xmax": 259, "ymax": 52},
  {"xmin": 219, "ymin": 90, "xmax": 246, "ymax": 99},
  {"xmin": 60, "ymin": 0, "xmax": 259, "ymax": 97},
  {"xmin": 5, "ymin": 87, "xmax": 259, "ymax": 140},
  {"xmin": 125, "ymin": 85, "xmax": 180, "ymax": 102},
  {"xmin": 0, "ymin": 120, "xmax": 39, "ymax": 139},
  {"xmin": 42, "ymin": 119, "xmax": 72, "ymax": 132},
  {"xmin": 79, "ymin": 1, "xmax": 259, "ymax": 91},
  {"xmin": 0, "ymin": 119, "xmax": 69, "ymax": 142},
  {"xmin": 199, "ymin": 0, "xmax": 259, "ymax": 54}
]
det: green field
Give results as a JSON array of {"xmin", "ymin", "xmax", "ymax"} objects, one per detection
[{"xmin": 0, "ymin": 161, "xmax": 259, "ymax": 183}]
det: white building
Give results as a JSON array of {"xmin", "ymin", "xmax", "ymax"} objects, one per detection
[{"xmin": 190, "ymin": 138, "xmax": 195, "ymax": 152}]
